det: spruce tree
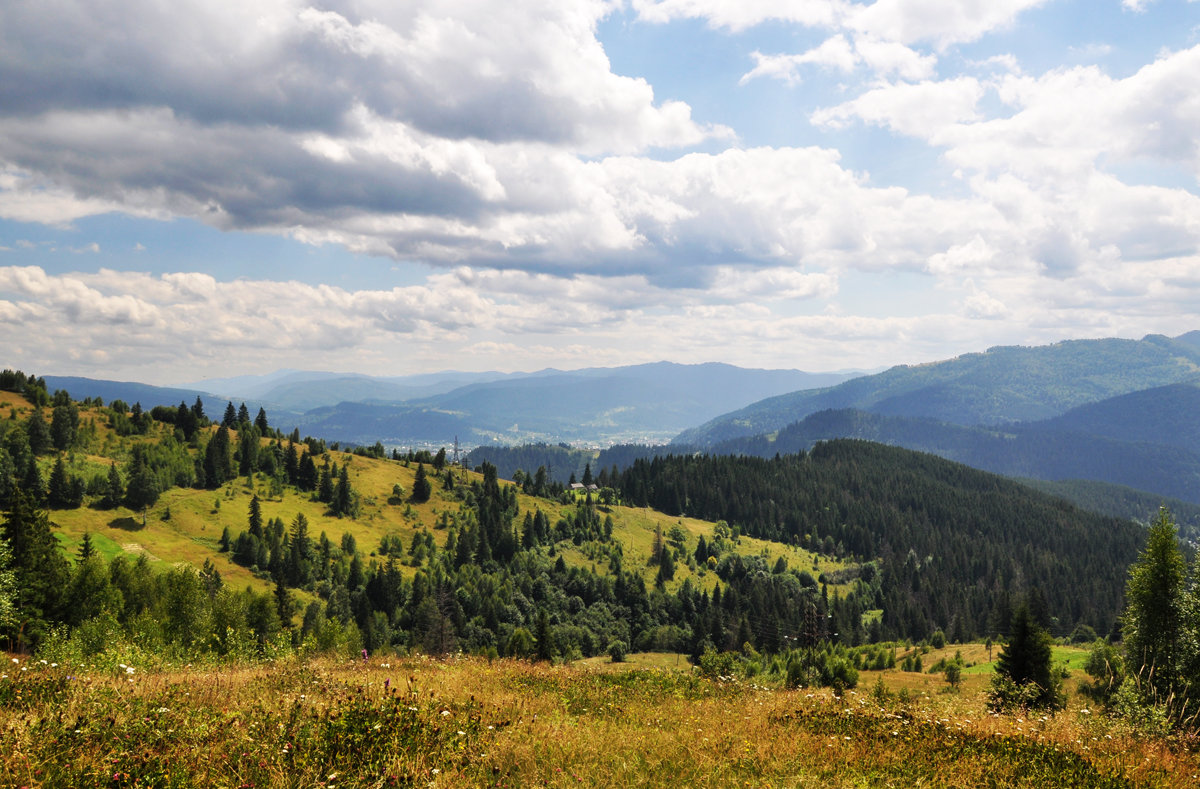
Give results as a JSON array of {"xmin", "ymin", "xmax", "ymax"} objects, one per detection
[
  {"xmin": 25, "ymin": 408, "xmax": 52, "ymax": 456},
  {"xmin": 254, "ymin": 407, "xmax": 270, "ymax": 435},
  {"xmin": 1123, "ymin": 507, "xmax": 1186, "ymax": 702},
  {"xmin": 77, "ymin": 531, "xmax": 94, "ymax": 561},
  {"xmin": 248, "ymin": 495, "xmax": 264, "ymax": 539},
  {"xmin": 2, "ymin": 488, "xmax": 70, "ymax": 647},
  {"xmin": 411, "ymin": 463, "xmax": 431, "ymax": 503},
  {"xmin": 46, "ymin": 456, "xmax": 74, "ymax": 508},
  {"xmin": 50, "ymin": 401, "xmax": 79, "ymax": 451},
  {"xmin": 124, "ymin": 452, "xmax": 160, "ymax": 526},
  {"xmin": 333, "ymin": 466, "xmax": 354, "ymax": 517},
  {"xmin": 991, "ymin": 602, "xmax": 1062, "ymax": 710},
  {"xmin": 105, "ymin": 462, "xmax": 123, "ymax": 508}
]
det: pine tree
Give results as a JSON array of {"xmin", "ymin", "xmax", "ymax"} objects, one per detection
[
  {"xmin": 254, "ymin": 407, "xmax": 270, "ymax": 435},
  {"xmin": 50, "ymin": 401, "xmax": 79, "ymax": 451},
  {"xmin": 333, "ymin": 466, "xmax": 354, "ymax": 517},
  {"xmin": 25, "ymin": 408, "xmax": 52, "ymax": 456},
  {"xmin": 77, "ymin": 531, "xmax": 94, "ymax": 562},
  {"xmin": 124, "ymin": 452, "xmax": 160, "ymax": 526},
  {"xmin": 23, "ymin": 458, "xmax": 45, "ymax": 505},
  {"xmin": 237, "ymin": 402, "xmax": 251, "ymax": 425},
  {"xmin": 411, "ymin": 463, "xmax": 432, "ymax": 503},
  {"xmin": 991, "ymin": 602, "xmax": 1062, "ymax": 710},
  {"xmin": 1123, "ymin": 507, "xmax": 1186, "ymax": 702},
  {"xmin": 46, "ymin": 456, "xmax": 74, "ymax": 508},
  {"xmin": 248, "ymin": 495, "xmax": 264, "ymax": 539},
  {"xmin": 191, "ymin": 396, "xmax": 206, "ymax": 424},
  {"xmin": 104, "ymin": 463, "xmax": 123, "ymax": 509},
  {"xmin": 2, "ymin": 488, "xmax": 70, "ymax": 647}
]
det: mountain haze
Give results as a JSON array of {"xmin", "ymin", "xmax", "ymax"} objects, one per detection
[{"xmin": 675, "ymin": 334, "xmax": 1200, "ymax": 446}]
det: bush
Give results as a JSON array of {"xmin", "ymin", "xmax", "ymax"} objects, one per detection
[{"xmin": 608, "ymin": 639, "xmax": 627, "ymax": 663}]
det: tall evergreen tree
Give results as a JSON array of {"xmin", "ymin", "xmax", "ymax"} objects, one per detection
[
  {"xmin": 254, "ymin": 407, "xmax": 270, "ymax": 435},
  {"xmin": 50, "ymin": 401, "xmax": 79, "ymax": 451},
  {"xmin": 237, "ymin": 402, "xmax": 251, "ymax": 425},
  {"xmin": 191, "ymin": 396, "xmax": 206, "ymax": 424},
  {"xmin": 46, "ymin": 456, "xmax": 78, "ymax": 509},
  {"xmin": 104, "ymin": 462, "xmax": 124, "ymax": 509},
  {"xmin": 1122, "ymin": 507, "xmax": 1186, "ymax": 702},
  {"xmin": 411, "ymin": 463, "xmax": 431, "ymax": 503},
  {"xmin": 991, "ymin": 602, "xmax": 1062, "ymax": 710},
  {"xmin": 1, "ymin": 488, "xmax": 70, "ymax": 647},
  {"xmin": 333, "ymin": 466, "xmax": 354, "ymax": 517},
  {"xmin": 25, "ymin": 408, "xmax": 51, "ymax": 456},
  {"xmin": 248, "ymin": 495, "xmax": 264, "ymax": 539},
  {"xmin": 125, "ymin": 451, "xmax": 160, "ymax": 525},
  {"xmin": 203, "ymin": 426, "xmax": 234, "ymax": 488},
  {"xmin": 222, "ymin": 402, "xmax": 238, "ymax": 429}
]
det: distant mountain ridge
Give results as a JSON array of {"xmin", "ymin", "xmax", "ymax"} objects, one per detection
[
  {"xmin": 289, "ymin": 362, "xmax": 859, "ymax": 446},
  {"xmin": 44, "ymin": 362, "xmax": 862, "ymax": 448},
  {"xmin": 675, "ymin": 333, "xmax": 1200, "ymax": 446}
]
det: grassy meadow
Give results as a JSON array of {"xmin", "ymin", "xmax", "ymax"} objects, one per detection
[{"xmin": 1, "ymin": 649, "xmax": 1195, "ymax": 788}]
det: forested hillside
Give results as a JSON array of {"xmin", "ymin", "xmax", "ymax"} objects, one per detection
[
  {"xmin": 705, "ymin": 407, "xmax": 1200, "ymax": 505},
  {"xmin": 0, "ymin": 369, "xmax": 1148, "ymax": 667},
  {"xmin": 616, "ymin": 441, "xmax": 1145, "ymax": 640}
]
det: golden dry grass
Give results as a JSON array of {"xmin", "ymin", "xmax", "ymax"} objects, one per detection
[{"xmin": 0, "ymin": 653, "xmax": 1193, "ymax": 788}]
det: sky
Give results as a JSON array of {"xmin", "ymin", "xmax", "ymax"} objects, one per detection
[{"xmin": 1, "ymin": 0, "xmax": 1198, "ymax": 385}]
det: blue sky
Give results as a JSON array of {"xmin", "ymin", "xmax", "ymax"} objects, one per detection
[{"xmin": 1, "ymin": 0, "xmax": 1198, "ymax": 384}]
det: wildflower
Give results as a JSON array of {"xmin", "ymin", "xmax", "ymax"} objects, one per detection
[
  {"xmin": 440, "ymin": 709, "xmax": 451, "ymax": 717},
  {"xmin": 10, "ymin": 658, "xmax": 17, "ymax": 664}
]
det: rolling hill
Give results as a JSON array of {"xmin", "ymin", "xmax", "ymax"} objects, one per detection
[{"xmin": 674, "ymin": 333, "xmax": 1200, "ymax": 446}]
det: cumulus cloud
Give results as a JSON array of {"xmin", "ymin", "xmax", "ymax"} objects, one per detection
[{"xmin": 740, "ymin": 34, "xmax": 934, "ymax": 85}]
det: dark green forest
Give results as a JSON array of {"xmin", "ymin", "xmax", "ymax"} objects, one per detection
[{"xmin": 615, "ymin": 441, "xmax": 1146, "ymax": 641}]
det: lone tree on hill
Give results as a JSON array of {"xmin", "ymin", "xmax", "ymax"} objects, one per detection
[
  {"xmin": 411, "ymin": 463, "xmax": 432, "ymax": 503},
  {"xmin": 990, "ymin": 601, "xmax": 1063, "ymax": 711}
]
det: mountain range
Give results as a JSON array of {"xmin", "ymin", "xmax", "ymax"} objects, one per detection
[
  {"xmin": 46, "ymin": 363, "xmax": 862, "ymax": 448},
  {"xmin": 38, "ymin": 331, "xmax": 1200, "ymax": 516}
]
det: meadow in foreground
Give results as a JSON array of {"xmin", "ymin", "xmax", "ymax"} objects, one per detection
[{"xmin": 1, "ymin": 652, "xmax": 1195, "ymax": 788}]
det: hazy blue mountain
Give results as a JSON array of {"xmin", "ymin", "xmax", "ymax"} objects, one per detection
[
  {"xmin": 1034, "ymin": 380, "xmax": 1200, "ymax": 452},
  {"xmin": 293, "ymin": 402, "xmax": 483, "ymax": 446},
  {"xmin": 42, "ymin": 376, "xmax": 222, "ymax": 410},
  {"xmin": 288, "ymin": 362, "xmax": 857, "ymax": 446},
  {"xmin": 674, "ymin": 333, "xmax": 1200, "ymax": 446},
  {"xmin": 186, "ymin": 369, "xmax": 516, "ymax": 411},
  {"xmin": 705, "ymin": 401, "xmax": 1200, "ymax": 505}
]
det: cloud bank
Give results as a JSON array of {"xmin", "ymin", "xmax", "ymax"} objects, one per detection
[{"xmin": 0, "ymin": 0, "xmax": 1197, "ymax": 381}]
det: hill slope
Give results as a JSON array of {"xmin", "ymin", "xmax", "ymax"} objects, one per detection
[{"xmin": 675, "ymin": 333, "xmax": 1200, "ymax": 446}]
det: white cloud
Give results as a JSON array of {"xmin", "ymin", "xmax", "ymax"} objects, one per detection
[
  {"xmin": 740, "ymin": 34, "xmax": 934, "ymax": 85},
  {"xmin": 741, "ymin": 36, "xmax": 859, "ymax": 86},
  {"xmin": 812, "ymin": 77, "xmax": 985, "ymax": 137},
  {"xmin": 847, "ymin": 0, "xmax": 1050, "ymax": 49},
  {"xmin": 636, "ymin": 0, "xmax": 1050, "ymax": 48},
  {"xmin": 632, "ymin": 0, "xmax": 845, "ymax": 32}
]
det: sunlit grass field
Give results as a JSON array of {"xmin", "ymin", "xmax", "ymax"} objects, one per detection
[{"xmin": 1, "ymin": 650, "xmax": 1194, "ymax": 788}]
